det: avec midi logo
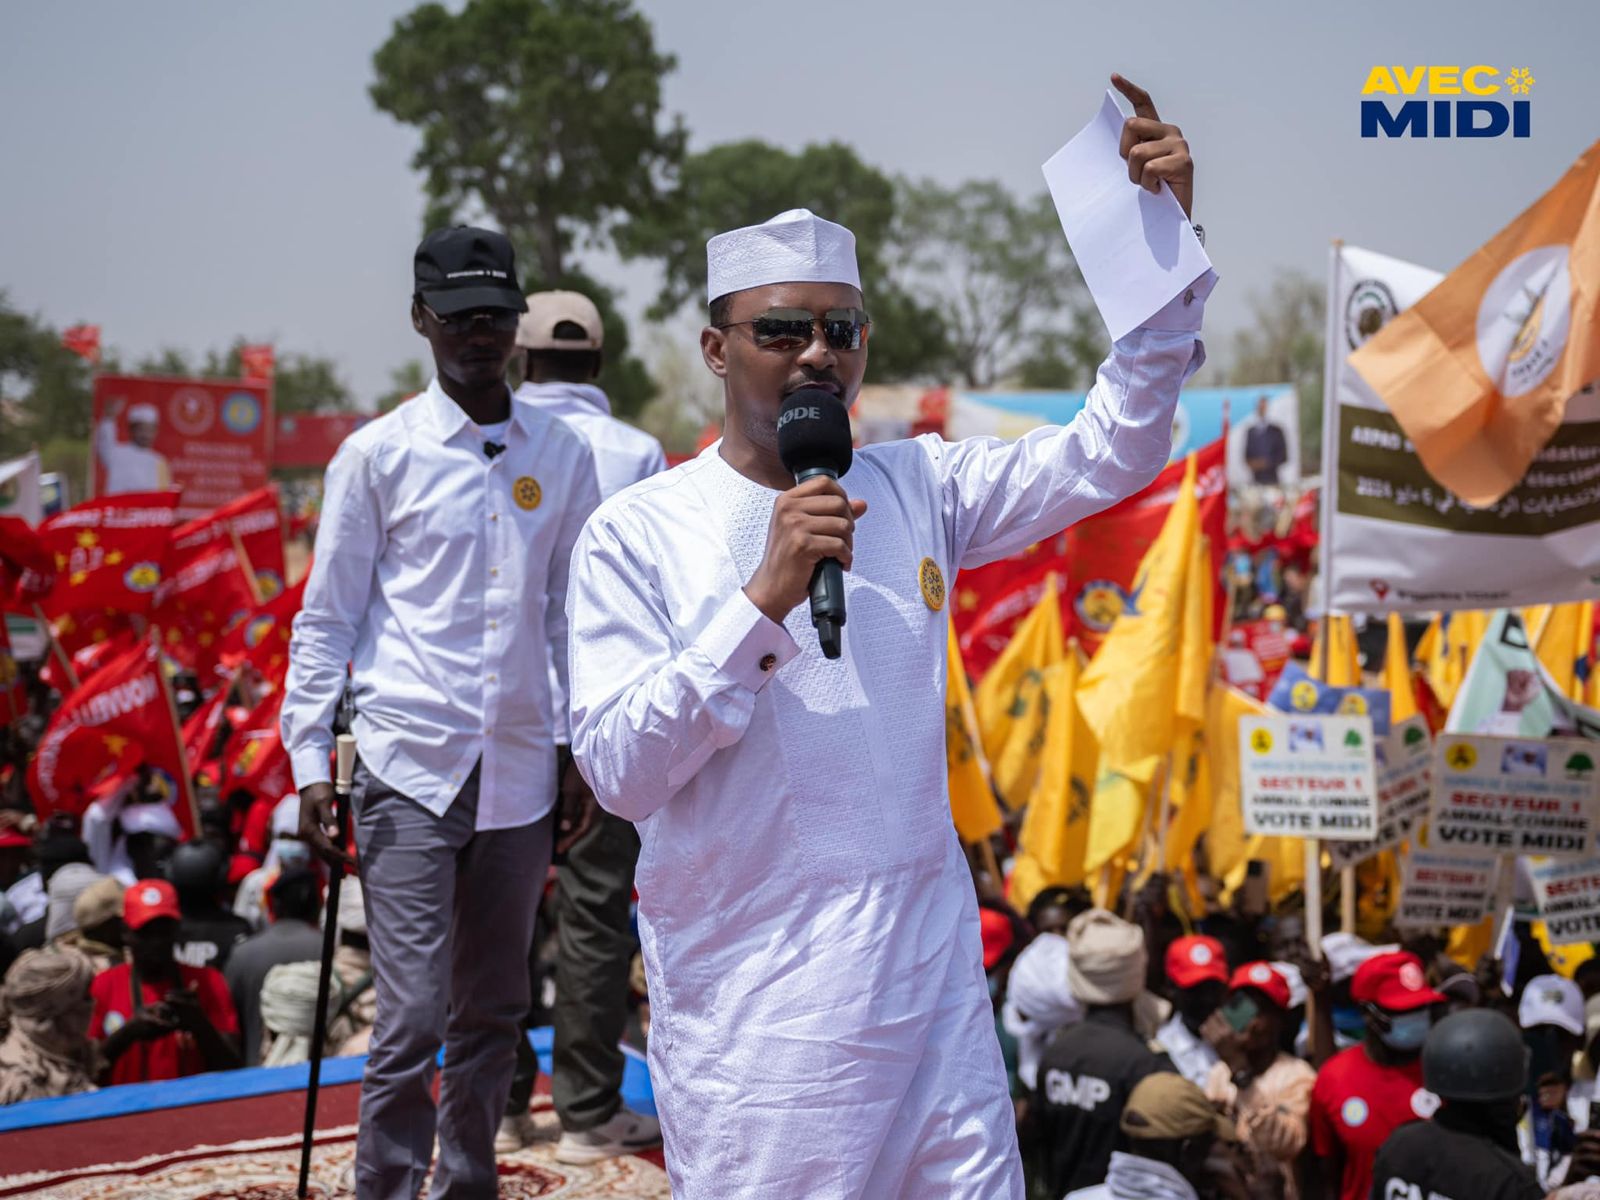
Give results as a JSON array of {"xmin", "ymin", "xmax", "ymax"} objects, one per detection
[{"xmin": 1360, "ymin": 65, "xmax": 1533, "ymax": 138}]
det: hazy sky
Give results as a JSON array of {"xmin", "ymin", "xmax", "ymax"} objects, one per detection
[{"xmin": 2, "ymin": 1, "xmax": 1594, "ymax": 405}]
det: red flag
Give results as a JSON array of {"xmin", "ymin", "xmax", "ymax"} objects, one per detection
[
  {"xmin": 0, "ymin": 516, "xmax": 55, "ymax": 611},
  {"xmin": 39, "ymin": 624, "xmax": 140, "ymax": 696},
  {"xmin": 153, "ymin": 539, "xmax": 258, "ymax": 680},
  {"xmin": 217, "ymin": 574, "xmax": 305, "ymax": 681},
  {"xmin": 183, "ymin": 682, "xmax": 232, "ymax": 784},
  {"xmin": 954, "ymin": 438, "xmax": 1229, "ymax": 678},
  {"xmin": 60, "ymin": 324, "xmax": 101, "ymax": 364},
  {"xmin": 50, "ymin": 610, "xmax": 133, "ymax": 662},
  {"xmin": 238, "ymin": 343, "xmax": 275, "ymax": 382},
  {"xmin": 220, "ymin": 690, "xmax": 291, "ymax": 807},
  {"xmin": 28, "ymin": 638, "xmax": 193, "ymax": 830},
  {"xmin": 171, "ymin": 487, "xmax": 287, "ymax": 601},
  {"xmin": 33, "ymin": 492, "xmax": 178, "ymax": 618}
]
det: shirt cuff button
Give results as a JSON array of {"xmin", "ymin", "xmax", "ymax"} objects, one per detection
[{"xmin": 759, "ymin": 653, "xmax": 777, "ymax": 673}]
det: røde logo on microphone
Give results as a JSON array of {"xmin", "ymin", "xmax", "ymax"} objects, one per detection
[{"xmin": 777, "ymin": 406, "xmax": 821, "ymax": 429}]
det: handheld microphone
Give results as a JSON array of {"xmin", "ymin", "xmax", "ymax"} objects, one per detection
[{"xmin": 776, "ymin": 387, "xmax": 854, "ymax": 660}]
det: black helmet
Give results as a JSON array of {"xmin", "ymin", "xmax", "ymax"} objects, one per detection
[
  {"xmin": 1422, "ymin": 1009, "xmax": 1527, "ymax": 1101},
  {"xmin": 165, "ymin": 840, "xmax": 227, "ymax": 897}
]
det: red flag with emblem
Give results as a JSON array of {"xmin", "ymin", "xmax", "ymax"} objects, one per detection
[
  {"xmin": 183, "ymin": 681, "xmax": 233, "ymax": 786},
  {"xmin": 954, "ymin": 438, "xmax": 1228, "ymax": 678},
  {"xmin": 217, "ymin": 574, "xmax": 304, "ymax": 682},
  {"xmin": 153, "ymin": 539, "xmax": 258, "ymax": 681},
  {"xmin": 60, "ymin": 324, "xmax": 101, "ymax": 364},
  {"xmin": 32, "ymin": 492, "xmax": 178, "ymax": 618},
  {"xmin": 27, "ymin": 637, "xmax": 194, "ymax": 831},
  {"xmin": 170, "ymin": 488, "xmax": 287, "ymax": 603},
  {"xmin": 238, "ymin": 343, "xmax": 275, "ymax": 382},
  {"xmin": 39, "ymin": 623, "xmax": 140, "ymax": 696},
  {"xmin": 220, "ymin": 689, "xmax": 291, "ymax": 806}
]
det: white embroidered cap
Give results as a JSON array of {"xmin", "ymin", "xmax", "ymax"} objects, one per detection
[{"xmin": 706, "ymin": 208, "xmax": 861, "ymax": 304}]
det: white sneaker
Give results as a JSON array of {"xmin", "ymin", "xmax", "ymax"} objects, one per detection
[
  {"xmin": 554, "ymin": 1108, "xmax": 662, "ymax": 1164},
  {"xmin": 495, "ymin": 1111, "xmax": 537, "ymax": 1155}
]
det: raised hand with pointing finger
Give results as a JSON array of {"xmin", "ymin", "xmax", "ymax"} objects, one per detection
[{"xmin": 1112, "ymin": 72, "xmax": 1194, "ymax": 219}]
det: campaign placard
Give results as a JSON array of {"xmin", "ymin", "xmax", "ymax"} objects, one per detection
[
  {"xmin": 1529, "ymin": 855, "xmax": 1600, "ymax": 944},
  {"xmin": 1430, "ymin": 734, "xmax": 1599, "ymax": 858},
  {"xmin": 1328, "ymin": 717, "xmax": 1434, "ymax": 870},
  {"xmin": 91, "ymin": 375, "xmax": 273, "ymax": 522},
  {"xmin": 1396, "ymin": 848, "xmax": 1499, "ymax": 930},
  {"xmin": 1239, "ymin": 715, "xmax": 1379, "ymax": 840}
]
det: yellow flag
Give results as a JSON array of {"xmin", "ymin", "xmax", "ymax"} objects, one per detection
[
  {"xmin": 1010, "ymin": 649, "xmax": 1098, "ymax": 909},
  {"xmin": 974, "ymin": 576, "xmax": 1064, "ymax": 805},
  {"xmin": 1350, "ymin": 138, "xmax": 1600, "ymax": 506},
  {"xmin": 1447, "ymin": 916, "xmax": 1496, "ymax": 967},
  {"xmin": 1164, "ymin": 727, "xmax": 1211, "ymax": 874},
  {"xmin": 1309, "ymin": 614, "xmax": 1362, "ymax": 686},
  {"xmin": 946, "ymin": 622, "xmax": 1002, "ymax": 843},
  {"xmin": 1078, "ymin": 454, "xmax": 1203, "ymax": 762},
  {"xmin": 1535, "ymin": 920, "xmax": 1597, "ymax": 978},
  {"xmin": 1204, "ymin": 685, "xmax": 1267, "ymax": 883},
  {"xmin": 1082, "ymin": 754, "xmax": 1163, "ymax": 875},
  {"xmin": 1533, "ymin": 601, "xmax": 1594, "ymax": 699},
  {"xmin": 1383, "ymin": 611, "xmax": 1418, "ymax": 722},
  {"xmin": 1422, "ymin": 610, "xmax": 1487, "ymax": 710}
]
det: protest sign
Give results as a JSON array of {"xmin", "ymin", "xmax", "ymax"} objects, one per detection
[
  {"xmin": 1328, "ymin": 716, "xmax": 1433, "ymax": 869},
  {"xmin": 1396, "ymin": 848, "xmax": 1499, "ymax": 930},
  {"xmin": 1239, "ymin": 714, "xmax": 1379, "ymax": 840},
  {"xmin": 1323, "ymin": 242, "xmax": 1600, "ymax": 612},
  {"xmin": 1268, "ymin": 662, "xmax": 1393, "ymax": 738},
  {"xmin": 92, "ymin": 376, "xmax": 273, "ymax": 522},
  {"xmin": 1431, "ymin": 733, "xmax": 1599, "ymax": 857},
  {"xmin": 1529, "ymin": 856, "xmax": 1600, "ymax": 945}
]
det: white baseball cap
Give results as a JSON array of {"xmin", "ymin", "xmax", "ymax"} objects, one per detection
[
  {"xmin": 1321, "ymin": 932, "xmax": 1398, "ymax": 985},
  {"xmin": 1519, "ymin": 973, "xmax": 1585, "ymax": 1036}
]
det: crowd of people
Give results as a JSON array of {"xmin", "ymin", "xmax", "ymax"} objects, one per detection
[{"xmin": 970, "ymin": 874, "xmax": 1600, "ymax": 1199}]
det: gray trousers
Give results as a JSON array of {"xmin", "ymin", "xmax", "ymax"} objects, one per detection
[
  {"xmin": 506, "ymin": 808, "xmax": 640, "ymax": 1129},
  {"xmin": 353, "ymin": 762, "xmax": 552, "ymax": 1200}
]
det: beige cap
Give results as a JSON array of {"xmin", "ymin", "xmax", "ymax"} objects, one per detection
[
  {"xmin": 517, "ymin": 290, "xmax": 604, "ymax": 351},
  {"xmin": 1121, "ymin": 1073, "xmax": 1238, "ymax": 1142},
  {"xmin": 74, "ymin": 875, "xmax": 125, "ymax": 931},
  {"xmin": 1066, "ymin": 908, "xmax": 1147, "ymax": 1006}
]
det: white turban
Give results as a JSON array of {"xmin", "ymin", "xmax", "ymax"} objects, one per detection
[
  {"xmin": 119, "ymin": 802, "xmax": 182, "ymax": 840},
  {"xmin": 46, "ymin": 865, "xmax": 106, "ymax": 942},
  {"xmin": 127, "ymin": 403, "xmax": 160, "ymax": 425},
  {"xmin": 706, "ymin": 208, "xmax": 861, "ymax": 303},
  {"xmin": 1001, "ymin": 933, "xmax": 1085, "ymax": 1089},
  {"xmin": 260, "ymin": 960, "xmax": 332, "ymax": 1067}
]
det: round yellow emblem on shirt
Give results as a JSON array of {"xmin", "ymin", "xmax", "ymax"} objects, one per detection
[
  {"xmin": 512, "ymin": 476, "xmax": 542, "ymax": 511},
  {"xmin": 918, "ymin": 557, "xmax": 946, "ymax": 612}
]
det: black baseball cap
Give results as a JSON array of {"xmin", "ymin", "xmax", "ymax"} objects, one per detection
[{"xmin": 413, "ymin": 226, "xmax": 528, "ymax": 315}]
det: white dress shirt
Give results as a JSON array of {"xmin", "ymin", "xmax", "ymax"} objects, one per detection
[
  {"xmin": 282, "ymin": 378, "xmax": 600, "ymax": 830},
  {"xmin": 95, "ymin": 418, "xmax": 170, "ymax": 494},
  {"xmin": 514, "ymin": 379, "xmax": 667, "ymax": 735},
  {"xmin": 566, "ymin": 294, "xmax": 1205, "ymax": 1198}
]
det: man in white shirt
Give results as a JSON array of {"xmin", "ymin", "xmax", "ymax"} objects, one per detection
[
  {"xmin": 95, "ymin": 400, "xmax": 171, "ymax": 494},
  {"xmin": 283, "ymin": 226, "xmax": 600, "ymax": 1200},
  {"xmin": 499, "ymin": 290, "xmax": 666, "ymax": 1163},
  {"xmin": 566, "ymin": 77, "xmax": 1208, "ymax": 1199}
]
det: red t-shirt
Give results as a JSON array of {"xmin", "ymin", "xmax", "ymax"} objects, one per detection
[
  {"xmin": 89, "ymin": 963, "xmax": 239, "ymax": 1086},
  {"xmin": 1309, "ymin": 1044, "xmax": 1437, "ymax": 1200}
]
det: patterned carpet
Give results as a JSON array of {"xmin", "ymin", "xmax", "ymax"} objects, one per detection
[{"xmin": 0, "ymin": 1101, "xmax": 671, "ymax": 1199}]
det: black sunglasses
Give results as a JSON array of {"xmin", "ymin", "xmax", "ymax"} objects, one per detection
[
  {"xmin": 717, "ymin": 307, "xmax": 871, "ymax": 352},
  {"xmin": 418, "ymin": 301, "xmax": 521, "ymax": 337}
]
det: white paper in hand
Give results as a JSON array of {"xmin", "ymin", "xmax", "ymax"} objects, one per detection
[{"xmin": 1042, "ymin": 90, "xmax": 1214, "ymax": 341}]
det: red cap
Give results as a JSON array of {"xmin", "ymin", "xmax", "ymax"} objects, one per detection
[
  {"xmin": 124, "ymin": 879, "xmax": 182, "ymax": 930},
  {"xmin": 1165, "ymin": 935, "xmax": 1228, "ymax": 989},
  {"xmin": 980, "ymin": 908, "xmax": 1015, "ymax": 970},
  {"xmin": 0, "ymin": 829, "xmax": 32, "ymax": 850},
  {"xmin": 1351, "ymin": 950, "xmax": 1445, "ymax": 1013},
  {"xmin": 1230, "ymin": 961, "xmax": 1292, "ymax": 1011}
]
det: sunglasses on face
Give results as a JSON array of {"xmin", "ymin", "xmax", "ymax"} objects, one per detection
[
  {"xmin": 419, "ymin": 302, "xmax": 521, "ymax": 337},
  {"xmin": 718, "ymin": 307, "xmax": 871, "ymax": 352}
]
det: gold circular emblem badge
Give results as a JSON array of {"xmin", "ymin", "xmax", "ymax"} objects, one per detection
[
  {"xmin": 918, "ymin": 557, "xmax": 945, "ymax": 612},
  {"xmin": 512, "ymin": 476, "xmax": 542, "ymax": 511}
]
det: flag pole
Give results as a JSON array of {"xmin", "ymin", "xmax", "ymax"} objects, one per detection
[
  {"xmin": 1317, "ymin": 238, "xmax": 1349, "ymax": 935},
  {"xmin": 151, "ymin": 626, "xmax": 200, "ymax": 835},
  {"xmin": 32, "ymin": 604, "xmax": 80, "ymax": 691},
  {"xmin": 228, "ymin": 525, "xmax": 266, "ymax": 606}
]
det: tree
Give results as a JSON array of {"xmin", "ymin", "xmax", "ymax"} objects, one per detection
[
  {"xmin": 370, "ymin": 0, "xmax": 681, "ymax": 417},
  {"xmin": 620, "ymin": 139, "xmax": 953, "ymax": 382},
  {"xmin": 887, "ymin": 179, "xmax": 1100, "ymax": 389},
  {"xmin": 135, "ymin": 341, "xmax": 355, "ymax": 414},
  {"xmin": 1226, "ymin": 269, "xmax": 1325, "ymax": 465},
  {"xmin": 0, "ymin": 291, "xmax": 94, "ymax": 476},
  {"xmin": 376, "ymin": 360, "xmax": 430, "ymax": 414}
]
